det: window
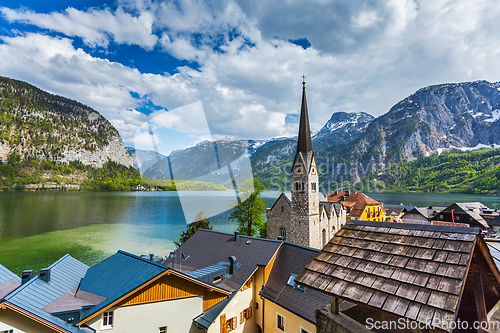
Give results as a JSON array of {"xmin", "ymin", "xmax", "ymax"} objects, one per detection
[
  {"xmin": 1, "ymin": 330, "xmax": 14, "ymax": 333},
  {"xmin": 241, "ymin": 278, "xmax": 252, "ymax": 291},
  {"xmin": 277, "ymin": 313, "xmax": 285, "ymax": 331},
  {"xmin": 159, "ymin": 327, "xmax": 167, "ymax": 333},
  {"xmin": 281, "ymin": 205, "xmax": 284, "ymax": 212},
  {"xmin": 311, "ymin": 182, "xmax": 316, "ymax": 192},
  {"xmin": 301, "ymin": 182, "xmax": 305, "ymax": 191},
  {"xmin": 287, "ymin": 273, "xmax": 297, "ymax": 287},
  {"xmin": 280, "ymin": 227, "xmax": 286, "ymax": 241},
  {"xmin": 240, "ymin": 306, "xmax": 253, "ymax": 323},
  {"xmin": 213, "ymin": 275, "xmax": 222, "ymax": 283},
  {"xmin": 225, "ymin": 317, "xmax": 237, "ymax": 332},
  {"xmin": 102, "ymin": 311, "xmax": 113, "ymax": 329},
  {"xmin": 322, "ymin": 229, "xmax": 327, "ymax": 247},
  {"xmin": 301, "ymin": 328, "xmax": 312, "ymax": 333}
]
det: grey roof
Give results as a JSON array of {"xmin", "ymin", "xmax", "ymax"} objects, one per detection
[
  {"xmin": 296, "ymin": 221, "xmax": 489, "ymax": 332},
  {"xmin": 0, "ymin": 264, "xmax": 20, "ymax": 299},
  {"xmin": 295, "ymin": 84, "xmax": 313, "ymax": 170},
  {"xmin": 193, "ymin": 293, "xmax": 235, "ymax": 329},
  {"xmin": 174, "ymin": 229, "xmax": 282, "ymax": 292},
  {"xmin": 2, "ymin": 255, "xmax": 89, "ymax": 333},
  {"xmin": 0, "ymin": 263, "xmax": 20, "ymax": 285},
  {"xmin": 260, "ymin": 242, "xmax": 330, "ymax": 324},
  {"xmin": 431, "ymin": 203, "xmax": 489, "ymax": 228},
  {"xmin": 319, "ymin": 192, "xmax": 326, "ymax": 202},
  {"xmin": 384, "ymin": 205, "xmax": 406, "ymax": 216},
  {"xmin": 78, "ymin": 250, "xmax": 168, "ymax": 321},
  {"xmin": 320, "ymin": 201, "xmax": 334, "ymax": 216},
  {"xmin": 283, "ymin": 192, "xmax": 291, "ymax": 204},
  {"xmin": 333, "ymin": 202, "xmax": 344, "ymax": 216}
]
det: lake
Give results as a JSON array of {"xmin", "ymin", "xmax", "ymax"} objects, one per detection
[{"xmin": 0, "ymin": 190, "xmax": 498, "ymax": 274}]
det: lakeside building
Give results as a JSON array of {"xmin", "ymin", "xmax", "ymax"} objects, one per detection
[
  {"xmin": 0, "ymin": 255, "xmax": 90, "ymax": 333},
  {"xmin": 296, "ymin": 220, "xmax": 500, "ymax": 333},
  {"xmin": 429, "ymin": 203, "xmax": 490, "ymax": 229},
  {"xmin": 383, "ymin": 205, "xmax": 407, "ymax": 223},
  {"xmin": 266, "ymin": 80, "xmax": 346, "ymax": 249},
  {"xmin": 326, "ymin": 190, "xmax": 384, "ymax": 222}
]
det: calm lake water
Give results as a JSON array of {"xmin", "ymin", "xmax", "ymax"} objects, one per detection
[{"xmin": 0, "ymin": 190, "xmax": 498, "ymax": 274}]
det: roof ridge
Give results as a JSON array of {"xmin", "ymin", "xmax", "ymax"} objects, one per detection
[
  {"xmin": 282, "ymin": 241, "xmax": 320, "ymax": 253},
  {"xmin": 346, "ymin": 220, "xmax": 480, "ymax": 234},
  {"xmin": 195, "ymin": 229, "xmax": 283, "ymax": 243},
  {"xmin": 116, "ymin": 250, "xmax": 168, "ymax": 270}
]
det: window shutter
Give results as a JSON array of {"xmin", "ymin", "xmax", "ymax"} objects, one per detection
[
  {"xmin": 221, "ymin": 314, "xmax": 226, "ymax": 333},
  {"xmin": 248, "ymin": 306, "xmax": 252, "ymax": 319},
  {"xmin": 232, "ymin": 317, "xmax": 237, "ymax": 328},
  {"xmin": 240, "ymin": 312, "xmax": 244, "ymax": 323}
]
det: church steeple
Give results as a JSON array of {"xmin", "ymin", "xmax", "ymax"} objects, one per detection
[{"xmin": 296, "ymin": 76, "xmax": 313, "ymax": 157}]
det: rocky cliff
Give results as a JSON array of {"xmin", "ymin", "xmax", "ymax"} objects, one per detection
[{"xmin": 0, "ymin": 76, "xmax": 132, "ymax": 168}]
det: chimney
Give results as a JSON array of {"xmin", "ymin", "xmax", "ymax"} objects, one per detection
[
  {"xmin": 228, "ymin": 256, "xmax": 237, "ymax": 275},
  {"xmin": 345, "ymin": 190, "xmax": 350, "ymax": 196},
  {"xmin": 149, "ymin": 253, "xmax": 155, "ymax": 261},
  {"xmin": 334, "ymin": 190, "xmax": 338, "ymax": 195},
  {"xmin": 21, "ymin": 270, "xmax": 33, "ymax": 285},
  {"xmin": 39, "ymin": 268, "xmax": 50, "ymax": 283},
  {"xmin": 234, "ymin": 231, "xmax": 240, "ymax": 241}
]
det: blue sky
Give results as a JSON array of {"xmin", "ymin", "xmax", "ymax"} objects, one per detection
[{"xmin": 1, "ymin": 0, "xmax": 500, "ymax": 153}]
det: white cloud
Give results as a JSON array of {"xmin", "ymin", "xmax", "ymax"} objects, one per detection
[
  {"xmin": 2, "ymin": 0, "xmax": 500, "ymax": 144},
  {"xmin": 0, "ymin": 6, "xmax": 158, "ymax": 49}
]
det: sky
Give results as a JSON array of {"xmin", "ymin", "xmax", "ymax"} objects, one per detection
[{"xmin": 1, "ymin": 0, "xmax": 500, "ymax": 153}]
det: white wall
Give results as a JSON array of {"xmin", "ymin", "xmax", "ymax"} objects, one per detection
[{"xmin": 86, "ymin": 296, "xmax": 205, "ymax": 333}]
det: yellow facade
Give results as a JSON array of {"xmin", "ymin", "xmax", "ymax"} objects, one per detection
[
  {"xmin": 360, "ymin": 204, "xmax": 384, "ymax": 222},
  {"xmin": 261, "ymin": 298, "xmax": 316, "ymax": 333}
]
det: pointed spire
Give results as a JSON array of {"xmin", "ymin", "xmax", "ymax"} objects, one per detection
[{"xmin": 296, "ymin": 76, "xmax": 313, "ymax": 156}]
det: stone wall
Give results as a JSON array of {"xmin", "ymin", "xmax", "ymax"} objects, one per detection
[{"xmin": 316, "ymin": 306, "xmax": 372, "ymax": 333}]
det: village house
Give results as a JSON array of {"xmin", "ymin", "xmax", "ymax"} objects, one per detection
[
  {"xmin": 401, "ymin": 207, "xmax": 431, "ymax": 224},
  {"xmin": 267, "ymin": 79, "xmax": 346, "ymax": 249},
  {"xmin": 383, "ymin": 205, "xmax": 407, "ymax": 223},
  {"xmin": 326, "ymin": 190, "xmax": 384, "ymax": 222},
  {"xmin": 296, "ymin": 220, "xmax": 500, "ymax": 333},
  {"xmin": 0, "ymin": 255, "xmax": 90, "ymax": 333},
  {"xmin": 429, "ymin": 203, "xmax": 490, "ymax": 229}
]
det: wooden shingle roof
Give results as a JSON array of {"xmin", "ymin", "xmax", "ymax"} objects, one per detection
[{"xmin": 295, "ymin": 220, "xmax": 499, "ymax": 331}]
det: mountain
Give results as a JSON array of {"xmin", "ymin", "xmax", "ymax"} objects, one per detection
[
  {"xmin": 143, "ymin": 139, "xmax": 251, "ymax": 183},
  {"xmin": 127, "ymin": 147, "xmax": 166, "ymax": 173},
  {"xmin": 348, "ymin": 80, "xmax": 500, "ymax": 166},
  {"xmin": 0, "ymin": 76, "xmax": 132, "ymax": 168},
  {"xmin": 312, "ymin": 112, "xmax": 374, "ymax": 141}
]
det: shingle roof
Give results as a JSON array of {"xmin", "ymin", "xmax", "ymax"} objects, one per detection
[
  {"xmin": 173, "ymin": 229, "xmax": 282, "ymax": 292},
  {"xmin": 296, "ymin": 221, "xmax": 483, "ymax": 331},
  {"xmin": 2, "ymin": 255, "xmax": 89, "ymax": 333},
  {"xmin": 78, "ymin": 250, "xmax": 168, "ymax": 321},
  {"xmin": 260, "ymin": 242, "xmax": 330, "ymax": 324}
]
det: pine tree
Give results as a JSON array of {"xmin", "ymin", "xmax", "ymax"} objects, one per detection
[{"xmin": 174, "ymin": 210, "xmax": 213, "ymax": 247}]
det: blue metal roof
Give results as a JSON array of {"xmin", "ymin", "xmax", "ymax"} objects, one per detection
[
  {"xmin": 0, "ymin": 263, "xmax": 20, "ymax": 284},
  {"xmin": 79, "ymin": 250, "xmax": 168, "ymax": 321},
  {"xmin": 3, "ymin": 254, "xmax": 90, "ymax": 333}
]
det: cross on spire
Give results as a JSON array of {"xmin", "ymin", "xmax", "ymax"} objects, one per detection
[{"xmin": 301, "ymin": 75, "xmax": 306, "ymax": 87}]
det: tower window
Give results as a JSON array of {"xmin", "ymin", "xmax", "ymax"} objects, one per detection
[
  {"xmin": 302, "ymin": 182, "xmax": 305, "ymax": 191},
  {"xmin": 322, "ymin": 229, "xmax": 327, "ymax": 247},
  {"xmin": 281, "ymin": 205, "xmax": 284, "ymax": 212},
  {"xmin": 311, "ymin": 182, "xmax": 317, "ymax": 192},
  {"xmin": 280, "ymin": 227, "xmax": 286, "ymax": 241},
  {"xmin": 295, "ymin": 182, "xmax": 299, "ymax": 191}
]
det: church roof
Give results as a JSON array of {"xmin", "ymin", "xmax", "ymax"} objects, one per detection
[{"xmin": 293, "ymin": 81, "xmax": 314, "ymax": 171}]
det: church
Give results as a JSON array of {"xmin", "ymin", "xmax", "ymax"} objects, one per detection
[{"xmin": 266, "ymin": 78, "xmax": 346, "ymax": 249}]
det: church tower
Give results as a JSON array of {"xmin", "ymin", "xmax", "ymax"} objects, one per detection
[{"xmin": 289, "ymin": 77, "xmax": 320, "ymax": 248}]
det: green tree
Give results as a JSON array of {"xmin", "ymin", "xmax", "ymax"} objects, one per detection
[
  {"xmin": 229, "ymin": 178, "xmax": 266, "ymax": 237},
  {"xmin": 174, "ymin": 210, "xmax": 213, "ymax": 247}
]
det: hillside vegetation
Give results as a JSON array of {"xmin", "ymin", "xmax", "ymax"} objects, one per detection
[{"xmin": 375, "ymin": 147, "xmax": 500, "ymax": 194}]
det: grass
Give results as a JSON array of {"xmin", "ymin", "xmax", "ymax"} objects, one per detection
[{"xmin": 0, "ymin": 225, "xmax": 117, "ymax": 275}]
